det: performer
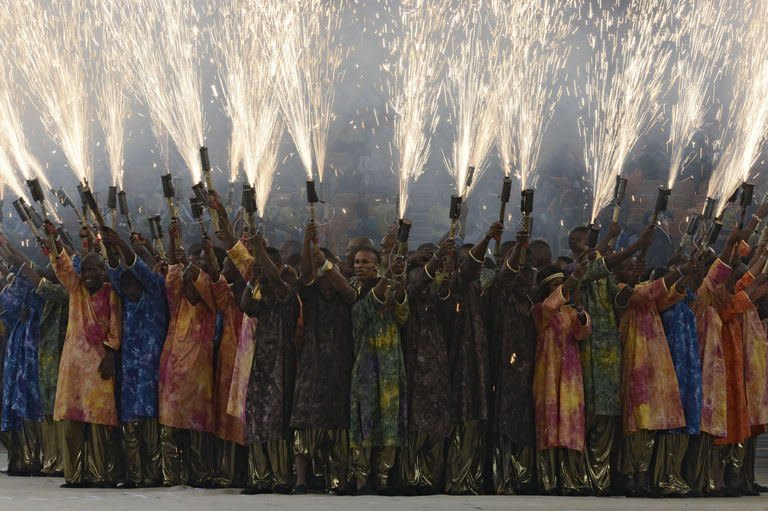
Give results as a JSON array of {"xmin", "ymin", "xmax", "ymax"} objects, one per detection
[
  {"xmin": 488, "ymin": 232, "xmax": 536, "ymax": 494},
  {"xmin": 291, "ymin": 221, "xmax": 356, "ymax": 494},
  {"xmin": 615, "ymin": 259, "xmax": 686, "ymax": 497},
  {"xmin": 400, "ymin": 238, "xmax": 454, "ymax": 495},
  {"xmin": 158, "ymin": 223, "xmax": 217, "ymax": 487},
  {"xmin": 444, "ymin": 222, "xmax": 502, "ymax": 495},
  {"xmin": 231, "ymin": 232, "xmax": 299, "ymax": 494},
  {"xmin": 102, "ymin": 228, "xmax": 168, "ymax": 488},
  {"xmin": 532, "ymin": 264, "xmax": 591, "ymax": 495},
  {"xmin": 52, "ymin": 241, "xmax": 122, "ymax": 487},
  {"xmin": 349, "ymin": 245, "xmax": 408, "ymax": 494}
]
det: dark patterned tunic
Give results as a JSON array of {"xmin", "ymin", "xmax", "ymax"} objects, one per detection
[
  {"xmin": 403, "ymin": 282, "xmax": 451, "ymax": 437},
  {"xmin": 291, "ymin": 283, "xmax": 353, "ymax": 430},
  {"xmin": 489, "ymin": 276, "xmax": 535, "ymax": 446},
  {"xmin": 447, "ymin": 277, "xmax": 489, "ymax": 423},
  {"xmin": 245, "ymin": 289, "xmax": 299, "ymax": 443}
]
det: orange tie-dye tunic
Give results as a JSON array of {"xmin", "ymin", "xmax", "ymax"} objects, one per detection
[
  {"xmin": 158, "ymin": 264, "xmax": 216, "ymax": 432},
  {"xmin": 619, "ymin": 278, "xmax": 685, "ymax": 434},
  {"xmin": 53, "ymin": 250, "xmax": 121, "ymax": 426},
  {"xmin": 212, "ymin": 277, "xmax": 246, "ymax": 444},
  {"xmin": 735, "ymin": 272, "xmax": 768, "ymax": 431},
  {"xmin": 532, "ymin": 286, "xmax": 591, "ymax": 452}
]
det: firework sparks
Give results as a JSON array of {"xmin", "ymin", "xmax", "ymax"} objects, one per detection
[
  {"xmin": 494, "ymin": 0, "xmax": 573, "ymax": 190},
  {"xmin": 214, "ymin": 0, "xmax": 284, "ymax": 214},
  {"xmin": 124, "ymin": 0, "xmax": 205, "ymax": 183},
  {"xmin": 577, "ymin": 0, "xmax": 673, "ymax": 222},
  {"xmin": 95, "ymin": 3, "xmax": 130, "ymax": 189},
  {"xmin": 444, "ymin": 2, "xmax": 502, "ymax": 198},
  {"xmin": 708, "ymin": 0, "xmax": 768, "ymax": 214},
  {"xmin": 666, "ymin": 0, "xmax": 733, "ymax": 189},
  {"xmin": 11, "ymin": 0, "xmax": 93, "ymax": 184},
  {"xmin": 385, "ymin": 0, "xmax": 451, "ymax": 219},
  {"xmin": 271, "ymin": 0, "xmax": 345, "ymax": 182}
]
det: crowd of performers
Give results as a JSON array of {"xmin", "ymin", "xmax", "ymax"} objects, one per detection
[{"xmin": 2, "ymin": 190, "xmax": 768, "ymax": 498}]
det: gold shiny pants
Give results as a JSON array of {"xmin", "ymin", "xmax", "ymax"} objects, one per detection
[
  {"xmin": 720, "ymin": 442, "xmax": 745, "ymax": 491},
  {"xmin": 6, "ymin": 420, "xmax": 42, "ymax": 475},
  {"xmin": 743, "ymin": 436, "xmax": 756, "ymax": 493},
  {"xmin": 122, "ymin": 419, "xmax": 161, "ymax": 486},
  {"xmin": 61, "ymin": 421, "xmax": 120, "ymax": 485},
  {"xmin": 293, "ymin": 428, "xmax": 349, "ymax": 491},
  {"xmin": 210, "ymin": 437, "xmax": 247, "ymax": 488},
  {"xmin": 584, "ymin": 415, "xmax": 616, "ymax": 495},
  {"xmin": 651, "ymin": 432, "xmax": 690, "ymax": 496},
  {"xmin": 351, "ymin": 445, "xmax": 396, "ymax": 490},
  {"xmin": 399, "ymin": 431, "xmax": 445, "ymax": 493},
  {"xmin": 444, "ymin": 421, "xmax": 486, "ymax": 495},
  {"xmin": 683, "ymin": 433, "xmax": 714, "ymax": 495},
  {"xmin": 491, "ymin": 434, "xmax": 535, "ymax": 494},
  {"xmin": 536, "ymin": 448, "xmax": 589, "ymax": 495},
  {"xmin": 620, "ymin": 430, "xmax": 654, "ymax": 475},
  {"xmin": 40, "ymin": 416, "xmax": 64, "ymax": 475},
  {"xmin": 247, "ymin": 438, "xmax": 292, "ymax": 491},
  {"xmin": 160, "ymin": 426, "xmax": 211, "ymax": 486}
]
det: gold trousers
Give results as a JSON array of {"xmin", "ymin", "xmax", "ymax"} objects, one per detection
[
  {"xmin": 6, "ymin": 420, "xmax": 42, "ymax": 475},
  {"xmin": 652, "ymin": 432, "xmax": 690, "ymax": 496},
  {"xmin": 160, "ymin": 426, "xmax": 211, "ymax": 486},
  {"xmin": 210, "ymin": 437, "xmax": 247, "ymax": 488},
  {"xmin": 444, "ymin": 421, "xmax": 485, "ymax": 495},
  {"xmin": 720, "ymin": 442, "xmax": 746, "ymax": 490},
  {"xmin": 40, "ymin": 416, "xmax": 64, "ymax": 475},
  {"xmin": 399, "ymin": 431, "xmax": 445, "ymax": 492},
  {"xmin": 584, "ymin": 415, "xmax": 616, "ymax": 495},
  {"xmin": 122, "ymin": 419, "xmax": 161, "ymax": 486},
  {"xmin": 743, "ymin": 436, "xmax": 756, "ymax": 492},
  {"xmin": 491, "ymin": 434, "xmax": 535, "ymax": 494},
  {"xmin": 351, "ymin": 445, "xmax": 396, "ymax": 490},
  {"xmin": 536, "ymin": 448, "xmax": 589, "ymax": 494},
  {"xmin": 682, "ymin": 433, "xmax": 715, "ymax": 495},
  {"xmin": 620, "ymin": 430, "xmax": 654, "ymax": 475},
  {"xmin": 293, "ymin": 428, "xmax": 349, "ymax": 491},
  {"xmin": 61, "ymin": 420, "xmax": 120, "ymax": 484},
  {"xmin": 247, "ymin": 438, "xmax": 292, "ymax": 490}
]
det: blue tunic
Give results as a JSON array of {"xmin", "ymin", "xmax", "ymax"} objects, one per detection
[
  {"xmin": 109, "ymin": 257, "xmax": 169, "ymax": 422},
  {"xmin": 0, "ymin": 274, "xmax": 43, "ymax": 431},
  {"xmin": 659, "ymin": 290, "xmax": 702, "ymax": 435}
]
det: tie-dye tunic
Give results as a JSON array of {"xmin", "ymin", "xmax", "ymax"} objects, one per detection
[
  {"xmin": 108, "ymin": 257, "xmax": 168, "ymax": 422},
  {"xmin": 53, "ymin": 251, "xmax": 121, "ymax": 426},
  {"xmin": 619, "ymin": 278, "xmax": 685, "ymax": 434},
  {"xmin": 0, "ymin": 274, "xmax": 43, "ymax": 431},
  {"xmin": 532, "ymin": 285, "xmax": 591, "ymax": 451},
  {"xmin": 35, "ymin": 279, "xmax": 68, "ymax": 417},
  {"xmin": 350, "ymin": 288, "xmax": 409, "ymax": 448},
  {"xmin": 736, "ymin": 272, "xmax": 768, "ymax": 430},
  {"xmin": 158, "ymin": 264, "xmax": 216, "ymax": 432}
]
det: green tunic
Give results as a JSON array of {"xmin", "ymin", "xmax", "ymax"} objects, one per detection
[
  {"xmin": 36, "ymin": 279, "xmax": 68, "ymax": 416},
  {"xmin": 579, "ymin": 257, "xmax": 621, "ymax": 417},
  {"xmin": 350, "ymin": 290, "xmax": 409, "ymax": 448}
]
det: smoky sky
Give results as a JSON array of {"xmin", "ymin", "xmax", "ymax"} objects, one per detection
[{"xmin": 12, "ymin": 0, "xmax": 754, "ymax": 252}]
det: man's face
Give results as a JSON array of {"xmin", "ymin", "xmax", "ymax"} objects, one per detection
[
  {"xmin": 353, "ymin": 249, "xmax": 378, "ymax": 280},
  {"xmin": 81, "ymin": 255, "xmax": 106, "ymax": 293},
  {"xmin": 568, "ymin": 230, "xmax": 588, "ymax": 256},
  {"xmin": 614, "ymin": 258, "xmax": 635, "ymax": 284},
  {"xmin": 530, "ymin": 245, "xmax": 551, "ymax": 269}
]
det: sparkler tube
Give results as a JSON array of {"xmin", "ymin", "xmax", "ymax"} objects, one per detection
[
  {"xmin": 27, "ymin": 178, "xmax": 57, "ymax": 248},
  {"xmin": 587, "ymin": 224, "xmax": 601, "ymax": 249},
  {"xmin": 494, "ymin": 177, "xmax": 513, "ymax": 257},
  {"xmin": 81, "ymin": 184, "xmax": 106, "ymax": 228},
  {"xmin": 679, "ymin": 214, "xmax": 701, "ymax": 255},
  {"xmin": 57, "ymin": 225, "xmax": 74, "ymax": 251},
  {"xmin": 13, "ymin": 198, "xmax": 41, "ymax": 240},
  {"xmin": 449, "ymin": 195, "xmax": 462, "ymax": 238},
  {"xmin": 465, "ymin": 166, "xmax": 475, "ymax": 193},
  {"xmin": 199, "ymin": 147, "xmax": 222, "ymax": 233},
  {"xmin": 738, "ymin": 182, "xmax": 755, "ymax": 229},
  {"xmin": 518, "ymin": 189, "xmax": 535, "ymax": 263},
  {"xmin": 707, "ymin": 221, "xmax": 723, "ymax": 247},
  {"xmin": 161, "ymin": 174, "xmax": 181, "ymax": 247},
  {"xmin": 612, "ymin": 176, "xmax": 628, "ymax": 223},
  {"xmin": 650, "ymin": 186, "xmax": 671, "ymax": 226},
  {"xmin": 702, "ymin": 197, "xmax": 716, "ymax": 220},
  {"xmin": 241, "ymin": 184, "xmax": 257, "ymax": 235},
  {"xmin": 397, "ymin": 218, "xmax": 411, "ymax": 256},
  {"xmin": 200, "ymin": 146, "xmax": 211, "ymax": 175},
  {"xmin": 107, "ymin": 186, "xmax": 118, "ymax": 230},
  {"xmin": 306, "ymin": 180, "xmax": 319, "ymax": 239},
  {"xmin": 150, "ymin": 214, "xmax": 166, "ymax": 260},
  {"xmin": 189, "ymin": 197, "xmax": 208, "ymax": 239},
  {"xmin": 117, "ymin": 191, "xmax": 135, "ymax": 233}
]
